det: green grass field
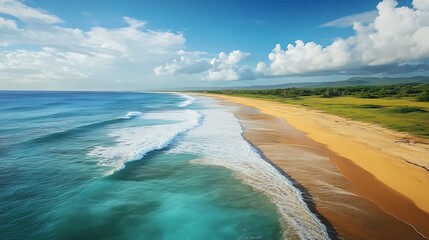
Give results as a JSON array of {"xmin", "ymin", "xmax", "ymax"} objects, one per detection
[{"xmin": 220, "ymin": 94, "xmax": 429, "ymax": 139}]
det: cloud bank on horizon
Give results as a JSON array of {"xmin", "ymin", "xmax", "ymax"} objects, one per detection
[
  {"xmin": 156, "ymin": 0, "xmax": 429, "ymax": 80},
  {"xmin": 0, "ymin": 0, "xmax": 428, "ymax": 89}
]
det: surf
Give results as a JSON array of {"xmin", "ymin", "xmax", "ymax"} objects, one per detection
[
  {"xmin": 168, "ymin": 96, "xmax": 330, "ymax": 239},
  {"xmin": 88, "ymin": 109, "xmax": 202, "ymax": 173},
  {"xmin": 175, "ymin": 93, "xmax": 196, "ymax": 107}
]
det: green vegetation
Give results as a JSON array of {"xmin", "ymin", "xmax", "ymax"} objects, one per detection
[
  {"xmin": 203, "ymin": 83, "xmax": 429, "ymax": 138},
  {"xmin": 386, "ymin": 107, "xmax": 426, "ymax": 113},
  {"xmin": 227, "ymin": 76, "xmax": 429, "ymax": 90},
  {"xmin": 416, "ymin": 92, "xmax": 429, "ymax": 102},
  {"xmin": 353, "ymin": 104, "xmax": 383, "ymax": 109}
]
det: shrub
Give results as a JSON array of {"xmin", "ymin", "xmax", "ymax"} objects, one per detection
[
  {"xmin": 353, "ymin": 104, "xmax": 383, "ymax": 109},
  {"xmin": 416, "ymin": 93, "xmax": 429, "ymax": 102},
  {"xmin": 356, "ymin": 93, "xmax": 379, "ymax": 99},
  {"xmin": 387, "ymin": 107, "xmax": 426, "ymax": 113}
]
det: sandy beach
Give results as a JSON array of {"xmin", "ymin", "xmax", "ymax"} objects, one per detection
[{"xmin": 200, "ymin": 94, "xmax": 429, "ymax": 239}]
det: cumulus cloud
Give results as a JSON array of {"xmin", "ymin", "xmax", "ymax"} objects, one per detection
[
  {"xmin": 0, "ymin": 0, "xmax": 185, "ymax": 85},
  {"xmin": 155, "ymin": 49, "xmax": 254, "ymax": 81},
  {"xmin": 154, "ymin": 50, "xmax": 211, "ymax": 75},
  {"xmin": 155, "ymin": 0, "xmax": 429, "ymax": 81},
  {"xmin": 3, "ymin": 0, "xmax": 428, "ymax": 87},
  {"xmin": 259, "ymin": 0, "xmax": 429, "ymax": 76},
  {"xmin": 354, "ymin": 0, "xmax": 429, "ymax": 66},
  {"xmin": 262, "ymin": 39, "xmax": 352, "ymax": 75},
  {"xmin": 207, "ymin": 50, "xmax": 252, "ymax": 81},
  {"xmin": 413, "ymin": 0, "xmax": 429, "ymax": 11}
]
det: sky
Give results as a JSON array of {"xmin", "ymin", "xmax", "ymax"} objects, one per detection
[{"xmin": 0, "ymin": 0, "xmax": 428, "ymax": 90}]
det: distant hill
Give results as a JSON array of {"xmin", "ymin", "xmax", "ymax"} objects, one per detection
[
  {"xmin": 169, "ymin": 76, "xmax": 429, "ymax": 92},
  {"xmin": 237, "ymin": 76, "xmax": 429, "ymax": 90}
]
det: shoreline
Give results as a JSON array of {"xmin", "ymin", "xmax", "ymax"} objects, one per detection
[
  {"xmin": 241, "ymin": 131, "xmax": 340, "ymax": 240},
  {"xmin": 196, "ymin": 93, "xmax": 429, "ymax": 239}
]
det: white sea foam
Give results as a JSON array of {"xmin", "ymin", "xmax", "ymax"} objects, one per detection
[
  {"xmin": 167, "ymin": 97, "xmax": 330, "ymax": 240},
  {"xmin": 123, "ymin": 111, "xmax": 143, "ymax": 119},
  {"xmin": 177, "ymin": 94, "xmax": 195, "ymax": 107},
  {"xmin": 142, "ymin": 111, "xmax": 195, "ymax": 122},
  {"xmin": 88, "ymin": 109, "xmax": 201, "ymax": 172}
]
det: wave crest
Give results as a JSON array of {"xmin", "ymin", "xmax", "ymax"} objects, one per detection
[
  {"xmin": 123, "ymin": 111, "xmax": 143, "ymax": 119},
  {"xmin": 88, "ymin": 109, "xmax": 201, "ymax": 173},
  {"xmin": 177, "ymin": 94, "xmax": 195, "ymax": 107}
]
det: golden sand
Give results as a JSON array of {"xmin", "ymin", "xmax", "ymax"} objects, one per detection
[
  {"xmin": 203, "ymin": 94, "xmax": 429, "ymax": 214},
  {"xmin": 194, "ymin": 93, "xmax": 429, "ymax": 238},
  {"xmin": 228, "ymin": 102, "xmax": 429, "ymax": 239}
]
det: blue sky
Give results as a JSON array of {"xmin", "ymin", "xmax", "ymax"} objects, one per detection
[
  {"xmin": 38, "ymin": 0, "xmax": 381, "ymax": 52},
  {"xmin": 0, "ymin": 0, "xmax": 428, "ymax": 90}
]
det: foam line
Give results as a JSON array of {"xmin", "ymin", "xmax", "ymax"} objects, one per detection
[
  {"xmin": 176, "ymin": 94, "xmax": 195, "ymax": 107},
  {"xmin": 168, "ymin": 96, "xmax": 330, "ymax": 240}
]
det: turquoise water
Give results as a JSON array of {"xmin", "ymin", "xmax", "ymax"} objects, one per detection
[
  {"xmin": 0, "ymin": 91, "xmax": 283, "ymax": 240},
  {"xmin": 52, "ymin": 153, "xmax": 282, "ymax": 240}
]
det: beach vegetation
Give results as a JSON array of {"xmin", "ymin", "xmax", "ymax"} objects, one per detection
[
  {"xmin": 386, "ymin": 106, "xmax": 426, "ymax": 113},
  {"xmin": 353, "ymin": 104, "xmax": 383, "ymax": 109},
  {"xmin": 416, "ymin": 92, "xmax": 429, "ymax": 102},
  {"xmin": 200, "ymin": 83, "xmax": 429, "ymax": 138}
]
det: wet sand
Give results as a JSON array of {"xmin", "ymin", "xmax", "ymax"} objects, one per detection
[{"xmin": 200, "ymin": 94, "xmax": 429, "ymax": 239}]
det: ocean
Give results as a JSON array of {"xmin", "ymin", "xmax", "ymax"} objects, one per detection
[{"xmin": 0, "ymin": 91, "xmax": 329, "ymax": 240}]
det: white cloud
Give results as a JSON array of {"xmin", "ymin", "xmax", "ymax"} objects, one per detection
[
  {"xmin": 207, "ymin": 50, "xmax": 252, "ymax": 81},
  {"xmin": 155, "ymin": 49, "xmax": 254, "ymax": 81},
  {"xmin": 210, "ymin": 50, "xmax": 249, "ymax": 68},
  {"xmin": 321, "ymin": 10, "xmax": 378, "ymax": 28},
  {"xmin": 2, "ymin": 0, "xmax": 428, "ymax": 88},
  {"xmin": 260, "ymin": 0, "xmax": 429, "ymax": 76},
  {"xmin": 264, "ymin": 40, "xmax": 352, "ymax": 75},
  {"xmin": 84, "ymin": 17, "xmax": 184, "ymax": 57},
  {"xmin": 123, "ymin": 16, "xmax": 145, "ymax": 28},
  {"xmin": 0, "ymin": 49, "xmax": 91, "ymax": 83},
  {"xmin": 154, "ymin": 50, "xmax": 210, "ymax": 75},
  {"xmin": 0, "ymin": 0, "xmax": 62, "ymax": 24},
  {"xmin": 413, "ymin": 0, "xmax": 429, "ymax": 11},
  {"xmin": 0, "ymin": 16, "xmax": 17, "ymax": 29},
  {"xmin": 353, "ymin": 0, "xmax": 429, "ymax": 66},
  {"xmin": 207, "ymin": 69, "xmax": 240, "ymax": 81},
  {"xmin": 0, "ymin": 1, "xmax": 185, "ymax": 86},
  {"xmin": 255, "ymin": 61, "xmax": 267, "ymax": 73}
]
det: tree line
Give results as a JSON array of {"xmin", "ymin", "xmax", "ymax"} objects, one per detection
[{"xmin": 205, "ymin": 83, "xmax": 429, "ymax": 102}]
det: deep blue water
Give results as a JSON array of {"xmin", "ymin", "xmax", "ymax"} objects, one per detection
[{"xmin": 0, "ymin": 91, "xmax": 284, "ymax": 240}]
